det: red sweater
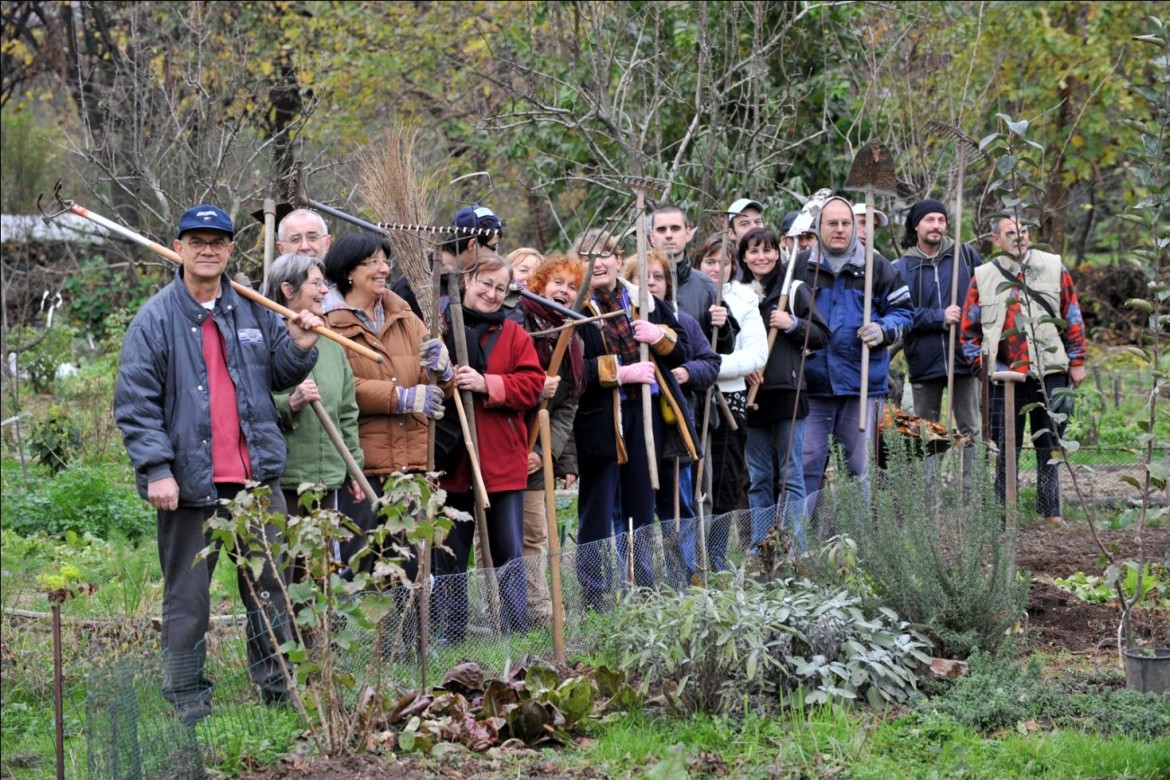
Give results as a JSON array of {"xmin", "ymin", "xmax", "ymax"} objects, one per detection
[
  {"xmin": 442, "ymin": 319, "xmax": 545, "ymax": 494},
  {"xmin": 203, "ymin": 316, "xmax": 251, "ymax": 483}
]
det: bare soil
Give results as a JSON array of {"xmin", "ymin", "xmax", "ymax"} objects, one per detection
[{"xmin": 240, "ymin": 523, "xmax": 1170, "ymax": 780}]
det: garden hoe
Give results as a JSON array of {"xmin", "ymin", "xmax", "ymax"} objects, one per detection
[{"xmin": 844, "ymin": 141, "xmax": 898, "ymax": 432}]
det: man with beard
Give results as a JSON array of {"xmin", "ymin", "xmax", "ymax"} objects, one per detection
[
  {"xmin": 796, "ymin": 196, "xmax": 914, "ymax": 499},
  {"xmin": 893, "ymin": 199, "xmax": 982, "ymax": 437}
]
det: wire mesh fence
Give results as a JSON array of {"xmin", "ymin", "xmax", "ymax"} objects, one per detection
[{"xmin": 9, "ymin": 441, "xmax": 1162, "ymax": 778}]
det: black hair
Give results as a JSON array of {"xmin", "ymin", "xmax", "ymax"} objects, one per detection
[
  {"xmin": 323, "ymin": 233, "xmax": 393, "ymax": 296},
  {"xmin": 736, "ymin": 227, "xmax": 779, "ymax": 282}
]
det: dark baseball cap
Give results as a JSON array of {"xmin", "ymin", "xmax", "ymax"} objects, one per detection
[
  {"xmin": 178, "ymin": 205, "xmax": 234, "ymax": 238},
  {"xmin": 453, "ymin": 205, "xmax": 505, "ymax": 233}
]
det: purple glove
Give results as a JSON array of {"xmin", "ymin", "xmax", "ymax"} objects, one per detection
[
  {"xmin": 419, "ymin": 338, "xmax": 452, "ymax": 380},
  {"xmin": 632, "ymin": 319, "xmax": 665, "ymax": 345},
  {"xmin": 394, "ymin": 385, "xmax": 445, "ymax": 418},
  {"xmin": 617, "ymin": 361, "xmax": 656, "ymax": 385}
]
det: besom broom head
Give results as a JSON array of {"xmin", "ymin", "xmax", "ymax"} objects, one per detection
[
  {"xmin": 844, "ymin": 140, "xmax": 898, "ymax": 196},
  {"xmin": 357, "ymin": 124, "xmax": 446, "ymax": 330}
]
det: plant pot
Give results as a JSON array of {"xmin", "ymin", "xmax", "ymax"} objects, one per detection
[{"xmin": 1123, "ymin": 647, "xmax": 1170, "ymax": 694}]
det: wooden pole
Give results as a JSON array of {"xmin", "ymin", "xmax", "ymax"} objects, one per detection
[
  {"xmin": 943, "ymin": 149, "xmax": 966, "ymax": 432},
  {"xmin": 992, "ymin": 370, "xmax": 1025, "ymax": 530},
  {"xmin": 634, "ymin": 189, "xmax": 660, "ymax": 490},
  {"xmin": 539, "ymin": 410, "xmax": 565, "ymax": 664},
  {"xmin": 263, "ymin": 198, "xmax": 276, "ymax": 280},
  {"xmin": 859, "ymin": 194, "xmax": 876, "ymax": 432},
  {"xmin": 63, "ymin": 202, "xmax": 384, "ymax": 364},
  {"xmin": 307, "ymin": 400, "xmax": 377, "ymax": 510}
]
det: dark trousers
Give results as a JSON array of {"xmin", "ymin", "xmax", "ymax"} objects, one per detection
[
  {"xmin": 577, "ymin": 400, "xmax": 657, "ymax": 609},
  {"xmin": 432, "ymin": 490, "xmax": 528, "ymax": 643},
  {"xmin": 990, "ymin": 373, "xmax": 1068, "ymax": 517},
  {"xmin": 706, "ymin": 405, "xmax": 747, "ymax": 570},
  {"xmin": 157, "ymin": 479, "xmax": 289, "ymax": 708}
]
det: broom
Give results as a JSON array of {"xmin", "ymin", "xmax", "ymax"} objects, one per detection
[{"xmin": 356, "ymin": 122, "xmax": 446, "ymax": 330}]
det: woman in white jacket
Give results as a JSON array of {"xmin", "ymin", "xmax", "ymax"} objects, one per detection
[{"xmin": 693, "ymin": 234, "xmax": 768, "ymax": 570}]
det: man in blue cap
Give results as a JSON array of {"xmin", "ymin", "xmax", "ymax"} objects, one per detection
[{"xmin": 115, "ymin": 205, "xmax": 324, "ymax": 723}]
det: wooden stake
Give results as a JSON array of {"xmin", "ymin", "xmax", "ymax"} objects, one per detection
[{"xmin": 539, "ymin": 410, "xmax": 565, "ymax": 663}]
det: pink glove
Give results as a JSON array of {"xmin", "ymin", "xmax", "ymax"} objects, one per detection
[
  {"xmin": 631, "ymin": 319, "xmax": 665, "ymax": 345},
  {"xmin": 617, "ymin": 361, "xmax": 656, "ymax": 385}
]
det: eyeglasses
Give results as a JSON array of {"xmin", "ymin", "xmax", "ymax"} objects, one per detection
[
  {"xmin": 821, "ymin": 220, "xmax": 853, "ymax": 230},
  {"xmin": 184, "ymin": 236, "xmax": 231, "ymax": 251},
  {"xmin": 359, "ymin": 256, "xmax": 391, "ymax": 268},
  {"xmin": 305, "ymin": 278, "xmax": 330, "ymax": 290},
  {"xmin": 472, "ymin": 276, "xmax": 508, "ymax": 296},
  {"xmin": 285, "ymin": 232, "xmax": 325, "ymax": 245}
]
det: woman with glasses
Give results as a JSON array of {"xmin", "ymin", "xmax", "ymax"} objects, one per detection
[
  {"xmin": 432, "ymin": 252, "xmax": 546, "ymax": 644},
  {"xmin": 322, "ymin": 234, "xmax": 453, "ymax": 585},
  {"xmin": 263, "ymin": 254, "xmax": 365, "ymax": 530}
]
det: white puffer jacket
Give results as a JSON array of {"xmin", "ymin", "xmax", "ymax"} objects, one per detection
[{"xmin": 716, "ymin": 280, "xmax": 768, "ymax": 393}]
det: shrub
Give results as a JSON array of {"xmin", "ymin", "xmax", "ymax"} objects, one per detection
[
  {"xmin": 601, "ymin": 575, "xmax": 931, "ymax": 715},
  {"xmin": 918, "ymin": 650, "xmax": 1170, "ymax": 740},
  {"xmin": 813, "ymin": 434, "xmax": 1030, "ymax": 659},
  {"xmin": 26, "ymin": 405, "xmax": 81, "ymax": 472},
  {"xmin": 0, "ymin": 463, "xmax": 153, "ymax": 542}
]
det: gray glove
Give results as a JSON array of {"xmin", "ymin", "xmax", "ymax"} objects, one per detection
[
  {"xmin": 419, "ymin": 338, "xmax": 452, "ymax": 381},
  {"xmin": 394, "ymin": 385, "xmax": 445, "ymax": 419},
  {"xmin": 857, "ymin": 322, "xmax": 884, "ymax": 348}
]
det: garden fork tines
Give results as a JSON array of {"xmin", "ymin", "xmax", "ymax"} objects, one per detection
[{"xmin": 36, "ymin": 180, "xmax": 71, "ymax": 225}]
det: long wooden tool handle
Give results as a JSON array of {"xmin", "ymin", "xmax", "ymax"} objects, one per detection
[
  {"xmin": 66, "ymin": 203, "xmax": 384, "ymax": 364},
  {"xmin": 633, "ymin": 187, "xmax": 659, "ymax": 490},
  {"xmin": 539, "ymin": 410, "xmax": 565, "ymax": 664},
  {"xmin": 308, "ymin": 399, "xmax": 378, "ymax": 510},
  {"xmin": 452, "ymin": 390, "xmax": 490, "ymax": 510},
  {"xmin": 528, "ymin": 326, "xmax": 574, "ymax": 452},
  {"xmin": 944, "ymin": 149, "xmax": 967, "ymax": 432},
  {"xmin": 746, "ymin": 327, "xmax": 779, "ymax": 409},
  {"xmin": 859, "ymin": 194, "xmax": 876, "ymax": 432}
]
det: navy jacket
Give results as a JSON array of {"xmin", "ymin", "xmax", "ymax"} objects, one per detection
[
  {"xmin": 795, "ymin": 249, "xmax": 913, "ymax": 397},
  {"xmin": 893, "ymin": 240, "xmax": 982, "ymax": 382},
  {"xmin": 115, "ymin": 269, "xmax": 317, "ymax": 506}
]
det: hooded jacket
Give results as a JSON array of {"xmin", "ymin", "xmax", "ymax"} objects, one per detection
[
  {"xmin": 115, "ymin": 269, "xmax": 318, "ymax": 506},
  {"xmin": 795, "ymin": 196, "xmax": 913, "ymax": 397},
  {"xmin": 894, "ymin": 236, "xmax": 982, "ymax": 382},
  {"xmin": 324, "ymin": 290, "xmax": 454, "ymax": 475}
]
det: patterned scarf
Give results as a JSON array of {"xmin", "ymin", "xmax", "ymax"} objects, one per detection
[{"xmin": 592, "ymin": 284, "xmax": 640, "ymax": 367}]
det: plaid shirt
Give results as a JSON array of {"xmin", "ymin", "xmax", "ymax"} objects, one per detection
[{"xmin": 960, "ymin": 261, "xmax": 1086, "ymax": 374}]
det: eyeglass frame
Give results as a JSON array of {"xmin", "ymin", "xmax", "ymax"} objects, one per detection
[{"xmin": 182, "ymin": 236, "xmax": 233, "ymax": 251}]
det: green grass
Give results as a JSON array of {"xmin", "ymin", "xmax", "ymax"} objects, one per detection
[{"xmin": 561, "ymin": 708, "xmax": 1170, "ymax": 779}]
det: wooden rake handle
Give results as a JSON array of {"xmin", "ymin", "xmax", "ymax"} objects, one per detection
[{"xmin": 65, "ymin": 202, "xmax": 383, "ymax": 364}]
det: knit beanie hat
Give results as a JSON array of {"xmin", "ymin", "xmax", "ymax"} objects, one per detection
[{"xmin": 907, "ymin": 199, "xmax": 947, "ymax": 230}]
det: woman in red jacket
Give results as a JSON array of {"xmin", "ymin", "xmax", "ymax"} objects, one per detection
[{"xmin": 434, "ymin": 252, "xmax": 546, "ymax": 644}]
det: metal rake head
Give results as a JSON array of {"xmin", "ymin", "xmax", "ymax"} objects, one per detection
[
  {"xmin": 927, "ymin": 120, "xmax": 989, "ymax": 165},
  {"xmin": 619, "ymin": 175, "xmax": 669, "ymax": 198},
  {"xmin": 36, "ymin": 181, "xmax": 72, "ymax": 224}
]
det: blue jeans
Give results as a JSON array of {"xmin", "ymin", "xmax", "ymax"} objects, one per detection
[
  {"xmin": 802, "ymin": 396, "xmax": 884, "ymax": 499},
  {"xmin": 744, "ymin": 417, "xmax": 807, "ymax": 551}
]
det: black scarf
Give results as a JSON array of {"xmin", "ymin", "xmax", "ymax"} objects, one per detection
[{"xmin": 446, "ymin": 306, "xmax": 506, "ymax": 373}]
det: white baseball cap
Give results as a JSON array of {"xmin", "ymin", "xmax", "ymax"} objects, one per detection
[{"xmin": 852, "ymin": 202, "xmax": 889, "ymax": 226}]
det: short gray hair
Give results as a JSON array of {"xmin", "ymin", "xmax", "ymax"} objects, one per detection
[
  {"xmin": 262, "ymin": 253, "xmax": 325, "ymax": 306},
  {"xmin": 277, "ymin": 208, "xmax": 329, "ymax": 241}
]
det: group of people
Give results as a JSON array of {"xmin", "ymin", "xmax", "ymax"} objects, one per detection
[{"xmin": 114, "ymin": 190, "xmax": 1085, "ymax": 721}]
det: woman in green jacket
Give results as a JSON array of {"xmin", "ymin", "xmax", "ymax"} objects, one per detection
[{"xmin": 263, "ymin": 253, "xmax": 366, "ymax": 522}]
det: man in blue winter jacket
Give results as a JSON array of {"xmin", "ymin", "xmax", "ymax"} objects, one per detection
[
  {"xmin": 115, "ymin": 205, "xmax": 323, "ymax": 723},
  {"xmin": 796, "ymin": 196, "xmax": 914, "ymax": 499},
  {"xmin": 893, "ymin": 198, "xmax": 982, "ymax": 437}
]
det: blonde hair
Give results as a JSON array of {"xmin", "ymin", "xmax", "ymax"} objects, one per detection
[
  {"xmin": 620, "ymin": 248, "xmax": 671, "ymax": 298},
  {"xmin": 505, "ymin": 247, "xmax": 544, "ymax": 268}
]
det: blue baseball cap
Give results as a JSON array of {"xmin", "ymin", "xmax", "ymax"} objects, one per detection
[
  {"xmin": 178, "ymin": 204, "xmax": 234, "ymax": 238},
  {"xmin": 453, "ymin": 205, "xmax": 505, "ymax": 233}
]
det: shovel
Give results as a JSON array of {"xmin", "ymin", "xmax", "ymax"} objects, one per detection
[{"xmin": 844, "ymin": 141, "xmax": 898, "ymax": 432}]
